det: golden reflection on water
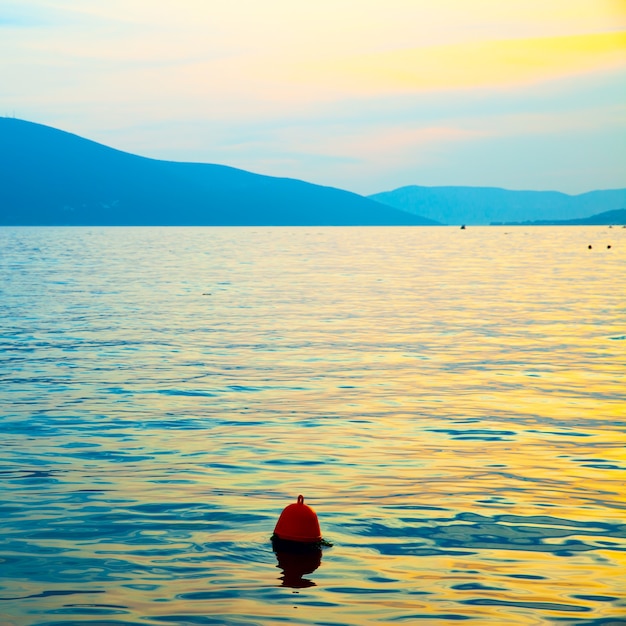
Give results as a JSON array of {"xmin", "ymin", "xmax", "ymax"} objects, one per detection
[{"xmin": 0, "ymin": 226, "xmax": 625, "ymax": 625}]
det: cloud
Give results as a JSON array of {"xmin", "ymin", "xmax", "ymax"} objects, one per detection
[
  {"xmin": 287, "ymin": 31, "xmax": 626, "ymax": 96},
  {"xmin": 1, "ymin": 0, "xmax": 624, "ymax": 194}
]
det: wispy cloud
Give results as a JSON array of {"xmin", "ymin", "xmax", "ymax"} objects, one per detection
[
  {"xmin": 288, "ymin": 32, "xmax": 626, "ymax": 96},
  {"xmin": 1, "ymin": 0, "xmax": 624, "ymax": 193}
]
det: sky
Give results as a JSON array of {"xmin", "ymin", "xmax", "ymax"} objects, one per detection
[{"xmin": 1, "ymin": 0, "xmax": 625, "ymax": 195}]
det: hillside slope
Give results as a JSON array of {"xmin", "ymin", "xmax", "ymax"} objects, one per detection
[{"xmin": 0, "ymin": 118, "xmax": 437, "ymax": 226}]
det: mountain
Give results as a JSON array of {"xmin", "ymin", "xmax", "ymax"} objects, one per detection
[
  {"xmin": 0, "ymin": 118, "xmax": 437, "ymax": 226},
  {"xmin": 369, "ymin": 185, "xmax": 626, "ymax": 226},
  {"xmin": 493, "ymin": 208, "xmax": 626, "ymax": 226}
]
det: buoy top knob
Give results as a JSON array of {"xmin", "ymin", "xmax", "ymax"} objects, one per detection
[{"xmin": 273, "ymin": 495, "xmax": 322, "ymax": 543}]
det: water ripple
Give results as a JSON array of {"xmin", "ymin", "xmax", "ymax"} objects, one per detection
[{"xmin": 1, "ymin": 226, "xmax": 625, "ymax": 626}]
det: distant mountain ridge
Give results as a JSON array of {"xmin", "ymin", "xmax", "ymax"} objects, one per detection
[
  {"xmin": 493, "ymin": 209, "xmax": 626, "ymax": 226},
  {"xmin": 0, "ymin": 118, "xmax": 436, "ymax": 226},
  {"xmin": 369, "ymin": 185, "xmax": 626, "ymax": 225}
]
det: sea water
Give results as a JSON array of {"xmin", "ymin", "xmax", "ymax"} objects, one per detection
[{"xmin": 0, "ymin": 226, "xmax": 624, "ymax": 626}]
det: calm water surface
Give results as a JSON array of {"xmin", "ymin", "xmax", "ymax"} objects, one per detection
[{"xmin": 1, "ymin": 226, "xmax": 625, "ymax": 626}]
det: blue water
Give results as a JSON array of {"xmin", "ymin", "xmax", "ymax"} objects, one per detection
[{"xmin": 1, "ymin": 226, "xmax": 625, "ymax": 625}]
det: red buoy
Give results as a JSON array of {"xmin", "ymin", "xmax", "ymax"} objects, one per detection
[{"xmin": 273, "ymin": 495, "xmax": 322, "ymax": 543}]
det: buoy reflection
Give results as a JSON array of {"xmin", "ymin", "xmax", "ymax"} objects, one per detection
[{"xmin": 272, "ymin": 538, "xmax": 322, "ymax": 588}]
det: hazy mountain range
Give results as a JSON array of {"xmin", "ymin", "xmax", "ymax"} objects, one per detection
[
  {"xmin": 1, "ymin": 118, "xmax": 624, "ymax": 226},
  {"xmin": 0, "ymin": 118, "xmax": 434, "ymax": 226},
  {"xmin": 369, "ymin": 185, "xmax": 626, "ymax": 225}
]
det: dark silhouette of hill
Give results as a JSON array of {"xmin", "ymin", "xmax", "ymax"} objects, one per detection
[
  {"xmin": 369, "ymin": 185, "xmax": 626, "ymax": 225},
  {"xmin": 492, "ymin": 208, "xmax": 626, "ymax": 226},
  {"xmin": 0, "ymin": 118, "xmax": 437, "ymax": 226}
]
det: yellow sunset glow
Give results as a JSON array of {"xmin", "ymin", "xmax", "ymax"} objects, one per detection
[{"xmin": 291, "ymin": 31, "xmax": 626, "ymax": 94}]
